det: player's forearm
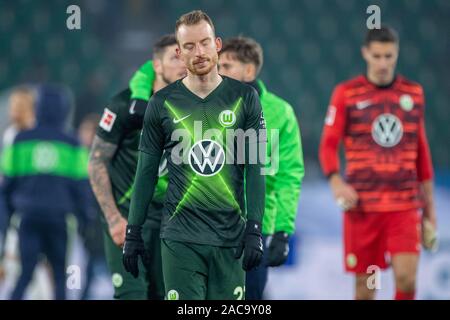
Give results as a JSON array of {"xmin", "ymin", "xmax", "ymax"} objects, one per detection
[
  {"xmin": 245, "ymin": 162, "xmax": 265, "ymax": 224},
  {"xmin": 274, "ymin": 133, "xmax": 305, "ymax": 219},
  {"xmin": 273, "ymin": 162, "xmax": 304, "ymax": 234},
  {"xmin": 328, "ymin": 172, "xmax": 344, "ymax": 187},
  {"xmin": 128, "ymin": 151, "xmax": 161, "ymax": 226},
  {"xmin": 417, "ymin": 119, "xmax": 434, "ymax": 181},
  {"xmin": 273, "ymin": 156, "xmax": 303, "ymax": 233},
  {"xmin": 421, "ymin": 180, "xmax": 436, "ymax": 211},
  {"xmin": 274, "ymin": 187, "xmax": 300, "ymax": 234},
  {"xmin": 88, "ymin": 136, "xmax": 122, "ymax": 226}
]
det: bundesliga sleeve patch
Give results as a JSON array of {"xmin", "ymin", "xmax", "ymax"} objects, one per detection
[
  {"xmin": 99, "ymin": 108, "xmax": 117, "ymax": 132},
  {"xmin": 260, "ymin": 111, "xmax": 266, "ymax": 129}
]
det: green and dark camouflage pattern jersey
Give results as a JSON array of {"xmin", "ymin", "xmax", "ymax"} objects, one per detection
[
  {"xmin": 132, "ymin": 76, "xmax": 266, "ymax": 247},
  {"xmin": 96, "ymin": 89, "xmax": 168, "ymax": 226}
]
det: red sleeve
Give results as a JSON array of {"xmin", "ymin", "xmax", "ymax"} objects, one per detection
[
  {"xmin": 417, "ymin": 90, "xmax": 434, "ymax": 181},
  {"xmin": 319, "ymin": 84, "xmax": 347, "ymax": 177}
]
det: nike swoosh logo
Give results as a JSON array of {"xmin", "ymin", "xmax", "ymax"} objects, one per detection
[
  {"xmin": 356, "ymin": 100, "xmax": 372, "ymax": 110},
  {"xmin": 173, "ymin": 114, "xmax": 191, "ymax": 124},
  {"xmin": 129, "ymin": 100, "xmax": 136, "ymax": 114}
]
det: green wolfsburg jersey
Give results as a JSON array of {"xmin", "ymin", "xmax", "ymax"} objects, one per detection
[
  {"xmin": 96, "ymin": 89, "xmax": 168, "ymax": 225},
  {"xmin": 139, "ymin": 76, "xmax": 265, "ymax": 247}
]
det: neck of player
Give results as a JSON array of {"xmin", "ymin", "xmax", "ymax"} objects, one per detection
[
  {"xmin": 153, "ymin": 77, "xmax": 167, "ymax": 93},
  {"xmin": 366, "ymin": 70, "xmax": 395, "ymax": 87},
  {"xmin": 183, "ymin": 67, "xmax": 222, "ymax": 99}
]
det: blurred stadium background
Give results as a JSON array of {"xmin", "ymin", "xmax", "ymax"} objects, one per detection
[{"xmin": 0, "ymin": 0, "xmax": 449, "ymax": 299}]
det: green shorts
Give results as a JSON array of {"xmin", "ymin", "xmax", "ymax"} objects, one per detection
[
  {"xmin": 103, "ymin": 222, "xmax": 164, "ymax": 300},
  {"xmin": 161, "ymin": 239, "xmax": 245, "ymax": 300}
]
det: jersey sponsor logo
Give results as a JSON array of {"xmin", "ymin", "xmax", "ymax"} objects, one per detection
[
  {"xmin": 188, "ymin": 139, "xmax": 225, "ymax": 176},
  {"xmin": 356, "ymin": 99, "xmax": 372, "ymax": 110},
  {"xmin": 173, "ymin": 114, "xmax": 191, "ymax": 124},
  {"xmin": 32, "ymin": 142, "xmax": 59, "ymax": 172},
  {"xmin": 167, "ymin": 289, "xmax": 179, "ymax": 300},
  {"xmin": 399, "ymin": 94, "xmax": 414, "ymax": 111},
  {"xmin": 325, "ymin": 105, "xmax": 337, "ymax": 126},
  {"xmin": 129, "ymin": 100, "xmax": 137, "ymax": 114},
  {"xmin": 371, "ymin": 113, "xmax": 403, "ymax": 147},
  {"xmin": 99, "ymin": 108, "xmax": 117, "ymax": 132},
  {"xmin": 219, "ymin": 110, "xmax": 236, "ymax": 127}
]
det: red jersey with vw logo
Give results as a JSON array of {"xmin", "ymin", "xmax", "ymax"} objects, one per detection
[{"xmin": 319, "ymin": 75, "xmax": 433, "ymax": 212}]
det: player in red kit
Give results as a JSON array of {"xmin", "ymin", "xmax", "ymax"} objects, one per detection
[{"xmin": 319, "ymin": 26, "xmax": 438, "ymax": 300}]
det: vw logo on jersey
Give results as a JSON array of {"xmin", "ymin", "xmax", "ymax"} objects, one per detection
[
  {"xmin": 188, "ymin": 139, "xmax": 225, "ymax": 176},
  {"xmin": 372, "ymin": 113, "xmax": 403, "ymax": 147},
  {"xmin": 219, "ymin": 110, "xmax": 236, "ymax": 127}
]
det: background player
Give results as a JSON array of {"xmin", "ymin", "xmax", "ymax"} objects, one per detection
[
  {"xmin": 319, "ymin": 26, "xmax": 437, "ymax": 300},
  {"xmin": 88, "ymin": 34, "xmax": 186, "ymax": 300},
  {"xmin": 218, "ymin": 36, "xmax": 304, "ymax": 300},
  {"xmin": 1, "ymin": 84, "xmax": 89, "ymax": 299}
]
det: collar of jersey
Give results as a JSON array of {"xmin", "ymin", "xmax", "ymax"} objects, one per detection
[
  {"xmin": 364, "ymin": 73, "xmax": 398, "ymax": 89},
  {"xmin": 178, "ymin": 76, "xmax": 227, "ymax": 103}
]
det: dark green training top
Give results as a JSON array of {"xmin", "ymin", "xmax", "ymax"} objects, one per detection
[
  {"xmin": 96, "ymin": 89, "xmax": 168, "ymax": 227},
  {"xmin": 129, "ymin": 76, "xmax": 266, "ymax": 247}
]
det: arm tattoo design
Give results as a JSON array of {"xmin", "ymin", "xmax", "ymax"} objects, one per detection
[{"xmin": 88, "ymin": 135, "xmax": 122, "ymax": 227}]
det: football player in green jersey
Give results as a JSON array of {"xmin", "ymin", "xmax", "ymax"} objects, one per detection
[
  {"xmin": 123, "ymin": 10, "xmax": 267, "ymax": 300},
  {"xmin": 219, "ymin": 36, "xmax": 305, "ymax": 300},
  {"xmin": 88, "ymin": 34, "xmax": 186, "ymax": 300}
]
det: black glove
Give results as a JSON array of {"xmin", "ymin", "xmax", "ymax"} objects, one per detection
[
  {"xmin": 266, "ymin": 231, "xmax": 290, "ymax": 267},
  {"xmin": 122, "ymin": 225, "xmax": 145, "ymax": 278},
  {"xmin": 234, "ymin": 220, "xmax": 263, "ymax": 271}
]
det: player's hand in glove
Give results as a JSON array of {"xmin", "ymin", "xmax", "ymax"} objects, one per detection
[
  {"xmin": 266, "ymin": 231, "xmax": 290, "ymax": 267},
  {"xmin": 122, "ymin": 225, "xmax": 145, "ymax": 278},
  {"xmin": 234, "ymin": 220, "xmax": 263, "ymax": 271}
]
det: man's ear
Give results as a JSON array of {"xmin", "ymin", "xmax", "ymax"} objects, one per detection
[
  {"xmin": 244, "ymin": 63, "xmax": 257, "ymax": 82},
  {"xmin": 361, "ymin": 46, "xmax": 369, "ymax": 63},
  {"xmin": 153, "ymin": 59, "xmax": 162, "ymax": 75},
  {"xmin": 176, "ymin": 46, "xmax": 185, "ymax": 64},
  {"xmin": 215, "ymin": 37, "xmax": 222, "ymax": 52}
]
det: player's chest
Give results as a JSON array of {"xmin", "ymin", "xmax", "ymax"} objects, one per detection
[
  {"xmin": 344, "ymin": 90, "xmax": 421, "ymax": 146},
  {"xmin": 160, "ymin": 98, "xmax": 246, "ymax": 137}
]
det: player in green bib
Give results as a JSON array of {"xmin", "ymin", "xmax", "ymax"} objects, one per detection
[
  {"xmin": 88, "ymin": 34, "xmax": 186, "ymax": 299},
  {"xmin": 123, "ymin": 11, "xmax": 267, "ymax": 300},
  {"xmin": 219, "ymin": 36, "xmax": 305, "ymax": 299}
]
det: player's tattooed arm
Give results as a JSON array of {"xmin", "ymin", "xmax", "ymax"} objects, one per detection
[{"xmin": 88, "ymin": 135, "xmax": 123, "ymax": 228}]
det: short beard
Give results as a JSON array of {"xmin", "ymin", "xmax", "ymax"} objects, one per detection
[{"xmin": 189, "ymin": 54, "xmax": 218, "ymax": 76}]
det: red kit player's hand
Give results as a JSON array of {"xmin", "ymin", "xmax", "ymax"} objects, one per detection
[{"xmin": 329, "ymin": 174, "xmax": 359, "ymax": 211}]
